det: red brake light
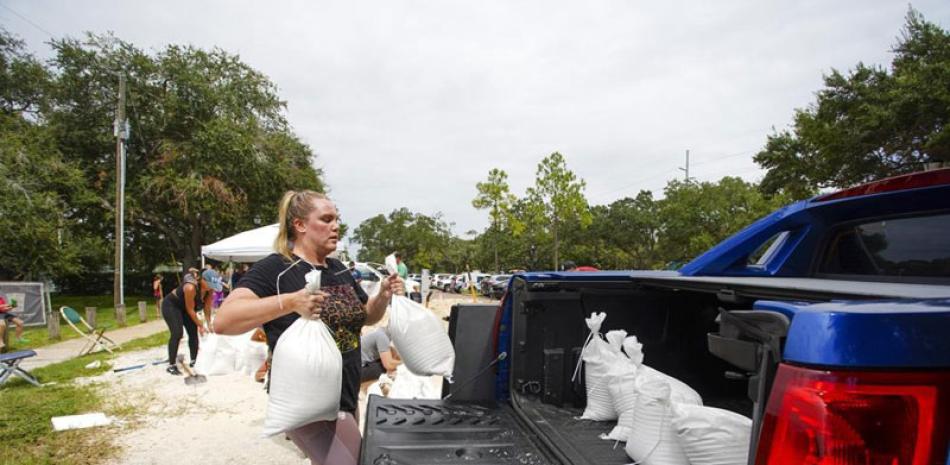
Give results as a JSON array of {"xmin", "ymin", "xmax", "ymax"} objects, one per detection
[
  {"xmin": 755, "ymin": 364, "xmax": 950, "ymax": 465},
  {"xmin": 814, "ymin": 168, "xmax": 950, "ymax": 202}
]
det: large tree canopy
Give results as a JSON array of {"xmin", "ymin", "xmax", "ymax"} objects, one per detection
[
  {"xmin": 0, "ymin": 29, "xmax": 324, "ymax": 285},
  {"xmin": 45, "ymin": 34, "xmax": 324, "ymax": 270},
  {"xmin": 756, "ymin": 9, "xmax": 950, "ymax": 197}
]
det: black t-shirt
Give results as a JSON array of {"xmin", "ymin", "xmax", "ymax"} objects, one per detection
[{"xmin": 238, "ymin": 254, "xmax": 369, "ymax": 353}]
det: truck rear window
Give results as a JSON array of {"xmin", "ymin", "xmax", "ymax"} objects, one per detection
[{"xmin": 818, "ymin": 213, "xmax": 950, "ymax": 280}]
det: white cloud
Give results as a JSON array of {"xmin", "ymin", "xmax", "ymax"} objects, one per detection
[{"xmin": 4, "ymin": 0, "xmax": 949, "ymax": 253}]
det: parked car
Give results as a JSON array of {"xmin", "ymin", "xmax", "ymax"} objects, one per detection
[
  {"xmin": 352, "ymin": 262, "xmax": 383, "ymax": 296},
  {"xmin": 362, "ymin": 169, "xmax": 950, "ymax": 465},
  {"xmin": 481, "ymin": 274, "xmax": 512, "ymax": 299}
]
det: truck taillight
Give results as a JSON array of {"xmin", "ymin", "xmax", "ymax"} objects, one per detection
[{"xmin": 755, "ymin": 364, "xmax": 950, "ymax": 465}]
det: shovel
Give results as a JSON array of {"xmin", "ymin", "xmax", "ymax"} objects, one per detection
[{"xmin": 176, "ymin": 354, "xmax": 207, "ymax": 385}]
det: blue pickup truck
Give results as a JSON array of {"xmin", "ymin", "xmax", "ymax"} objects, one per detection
[{"xmin": 362, "ymin": 169, "xmax": 950, "ymax": 465}]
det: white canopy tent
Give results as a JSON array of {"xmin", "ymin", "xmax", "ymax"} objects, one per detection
[{"xmin": 201, "ymin": 223, "xmax": 279, "ymax": 263}]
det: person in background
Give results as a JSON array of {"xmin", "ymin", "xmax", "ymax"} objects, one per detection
[
  {"xmin": 360, "ymin": 327, "xmax": 401, "ymax": 382},
  {"xmin": 161, "ymin": 267, "xmax": 207, "ymax": 375},
  {"xmin": 152, "ymin": 274, "xmax": 164, "ymax": 311},
  {"xmin": 214, "ymin": 190, "xmax": 404, "ymax": 465},
  {"xmin": 348, "ymin": 261, "xmax": 361, "ymax": 284},
  {"xmin": 0, "ymin": 292, "xmax": 26, "ymax": 346},
  {"xmin": 395, "ymin": 252, "xmax": 408, "ymax": 280},
  {"xmin": 202, "ymin": 262, "xmax": 224, "ymax": 312},
  {"xmin": 231, "ymin": 263, "xmax": 249, "ymax": 291}
]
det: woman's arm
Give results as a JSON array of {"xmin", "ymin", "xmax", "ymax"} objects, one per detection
[
  {"xmin": 364, "ymin": 274, "xmax": 405, "ymax": 326},
  {"xmin": 182, "ymin": 284, "xmax": 207, "ymax": 336},
  {"xmin": 214, "ymin": 287, "xmax": 327, "ymax": 335}
]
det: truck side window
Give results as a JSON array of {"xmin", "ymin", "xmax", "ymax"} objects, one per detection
[{"xmin": 818, "ymin": 213, "xmax": 950, "ymax": 279}]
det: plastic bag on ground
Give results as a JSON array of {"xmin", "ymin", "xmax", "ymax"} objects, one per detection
[
  {"xmin": 262, "ymin": 318, "xmax": 342, "ymax": 437},
  {"xmin": 624, "ymin": 380, "xmax": 690, "ymax": 465},
  {"xmin": 670, "ymin": 403, "xmax": 752, "ymax": 465},
  {"xmin": 577, "ymin": 312, "xmax": 623, "ymax": 421},
  {"xmin": 388, "ymin": 295, "xmax": 455, "ymax": 378}
]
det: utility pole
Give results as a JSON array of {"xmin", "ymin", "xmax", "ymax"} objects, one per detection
[
  {"xmin": 113, "ymin": 74, "xmax": 128, "ymax": 310},
  {"xmin": 678, "ymin": 149, "xmax": 691, "ymax": 183}
]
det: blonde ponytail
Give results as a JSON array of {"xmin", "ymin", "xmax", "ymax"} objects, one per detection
[{"xmin": 274, "ymin": 190, "xmax": 328, "ymax": 260}]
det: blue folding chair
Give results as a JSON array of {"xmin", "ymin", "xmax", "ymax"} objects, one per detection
[{"xmin": 0, "ymin": 350, "xmax": 40, "ymax": 387}]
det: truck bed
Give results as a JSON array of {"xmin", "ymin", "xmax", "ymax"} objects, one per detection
[{"xmin": 361, "ymin": 396, "xmax": 555, "ymax": 465}]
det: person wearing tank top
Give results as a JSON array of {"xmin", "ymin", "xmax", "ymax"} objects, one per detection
[{"xmin": 160, "ymin": 267, "xmax": 208, "ymax": 375}]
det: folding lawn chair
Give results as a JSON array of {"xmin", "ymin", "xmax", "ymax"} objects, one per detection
[
  {"xmin": 0, "ymin": 350, "xmax": 40, "ymax": 387},
  {"xmin": 60, "ymin": 307, "xmax": 120, "ymax": 356}
]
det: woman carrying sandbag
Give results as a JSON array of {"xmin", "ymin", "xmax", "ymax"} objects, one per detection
[{"xmin": 214, "ymin": 190, "xmax": 404, "ymax": 465}]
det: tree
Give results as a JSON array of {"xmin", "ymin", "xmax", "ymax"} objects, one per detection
[
  {"xmin": 45, "ymin": 34, "xmax": 324, "ymax": 271},
  {"xmin": 756, "ymin": 8, "xmax": 950, "ymax": 197},
  {"xmin": 472, "ymin": 168, "xmax": 517, "ymax": 273},
  {"xmin": 657, "ymin": 177, "xmax": 790, "ymax": 265},
  {"xmin": 353, "ymin": 209, "xmax": 454, "ymax": 271},
  {"xmin": 584, "ymin": 191, "xmax": 661, "ymax": 269},
  {"xmin": 0, "ymin": 29, "xmax": 106, "ymax": 280},
  {"xmin": 526, "ymin": 152, "xmax": 591, "ymax": 270}
]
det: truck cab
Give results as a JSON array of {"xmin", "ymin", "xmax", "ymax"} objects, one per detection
[{"xmin": 362, "ymin": 169, "xmax": 950, "ymax": 465}]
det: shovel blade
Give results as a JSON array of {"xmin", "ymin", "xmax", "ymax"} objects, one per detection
[{"xmin": 184, "ymin": 375, "xmax": 206, "ymax": 385}]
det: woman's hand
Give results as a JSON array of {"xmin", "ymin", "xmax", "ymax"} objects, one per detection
[
  {"xmin": 380, "ymin": 274, "xmax": 405, "ymax": 299},
  {"xmin": 285, "ymin": 288, "xmax": 327, "ymax": 320},
  {"xmin": 198, "ymin": 324, "xmax": 208, "ymax": 336}
]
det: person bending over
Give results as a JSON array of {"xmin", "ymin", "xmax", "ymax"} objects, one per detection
[
  {"xmin": 161, "ymin": 268, "xmax": 207, "ymax": 375},
  {"xmin": 360, "ymin": 327, "xmax": 401, "ymax": 382}
]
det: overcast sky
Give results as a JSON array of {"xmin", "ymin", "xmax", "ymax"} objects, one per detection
[{"xmin": 3, "ymin": 0, "xmax": 949, "ymax": 254}]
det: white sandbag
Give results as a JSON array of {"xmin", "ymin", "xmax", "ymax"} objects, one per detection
[
  {"xmin": 388, "ymin": 365, "xmax": 440, "ymax": 399},
  {"xmin": 623, "ymin": 335, "xmax": 644, "ymax": 367},
  {"xmin": 603, "ymin": 361, "xmax": 638, "ymax": 441},
  {"xmin": 637, "ymin": 365, "xmax": 703, "ymax": 406},
  {"xmin": 577, "ymin": 314, "xmax": 613, "ymax": 420},
  {"xmin": 671, "ymin": 403, "xmax": 752, "ymax": 465},
  {"xmin": 624, "ymin": 380, "xmax": 690, "ymax": 465},
  {"xmin": 242, "ymin": 342, "xmax": 268, "ymax": 376},
  {"xmin": 367, "ymin": 373, "xmax": 394, "ymax": 398},
  {"xmin": 388, "ymin": 295, "xmax": 455, "ymax": 378},
  {"xmin": 262, "ymin": 318, "xmax": 342, "ymax": 437},
  {"xmin": 577, "ymin": 313, "xmax": 622, "ymax": 421},
  {"xmin": 193, "ymin": 332, "xmax": 219, "ymax": 374},
  {"xmin": 194, "ymin": 332, "xmax": 247, "ymax": 375},
  {"xmin": 605, "ymin": 329, "xmax": 627, "ymax": 352}
]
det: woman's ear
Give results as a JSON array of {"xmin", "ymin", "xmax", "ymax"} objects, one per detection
[{"xmin": 292, "ymin": 217, "xmax": 307, "ymax": 235}]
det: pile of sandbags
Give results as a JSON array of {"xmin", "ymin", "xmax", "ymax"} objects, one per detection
[{"xmin": 572, "ymin": 312, "xmax": 751, "ymax": 465}]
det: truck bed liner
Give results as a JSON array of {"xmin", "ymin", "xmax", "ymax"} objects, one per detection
[{"xmin": 360, "ymin": 396, "xmax": 555, "ymax": 465}]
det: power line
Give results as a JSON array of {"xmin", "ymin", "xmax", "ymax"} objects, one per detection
[{"xmin": 0, "ymin": 3, "xmax": 54, "ymax": 38}]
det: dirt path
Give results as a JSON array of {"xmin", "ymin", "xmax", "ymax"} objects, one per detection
[{"xmin": 94, "ymin": 292, "xmax": 497, "ymax": 465}]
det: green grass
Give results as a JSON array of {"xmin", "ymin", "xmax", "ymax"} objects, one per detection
[
  {"xmin": 6, "ymin": 295, "xmax": 161, "ymax": 351},
  {"xmin": 0, "ymin": 331, "xmax": 168, "ymax": 465}
]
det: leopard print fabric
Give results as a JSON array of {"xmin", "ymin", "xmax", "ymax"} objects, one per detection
[{"xmin": 319, "ymin": 284, "xmax": 367, "ymax": 351}]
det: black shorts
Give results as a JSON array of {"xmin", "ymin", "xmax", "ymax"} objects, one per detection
[
  {"xmin": 360, "ymin": 359, "xmax": 385, "ymax": 383},
  {"xmin": 1, "ymin": 313, "xmax": 16, "ymax": 321}
]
